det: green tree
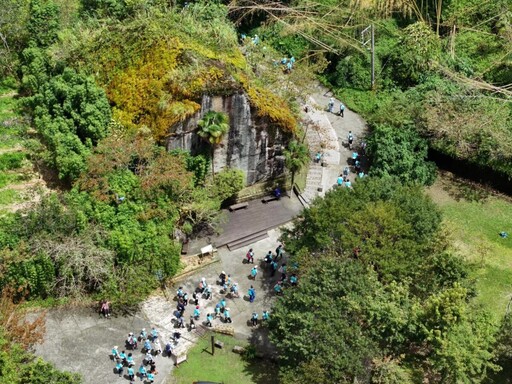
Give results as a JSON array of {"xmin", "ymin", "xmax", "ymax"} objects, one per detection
[
  {"xmin": 197, "ymin": 111, "xmax": 229, "ymax": 180},
  {"xmin": 27, "ymin": 0, "xmax": 60, "ymax": 48},
  {"xmin": 283, "ymin": 140, "xmax": 309, "ymax": 188},
  {"xmin": 367, "ymin": 124, "xmax": 437, "ymax": 186}
]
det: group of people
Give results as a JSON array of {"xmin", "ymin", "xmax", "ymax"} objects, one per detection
[
  {"xmin": 328, "ymin": 97, "xmax": 345, "ymax": 117},
  {"xmin": 111, "ymin": 327, "xmax": 163, "ymax": 383},
  {"xmin": 335, "ymin": 131, "xmax": 367, "ymax": 187}
]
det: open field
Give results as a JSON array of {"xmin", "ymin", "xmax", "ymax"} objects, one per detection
[{"xmin": 428, "ymin": 173, "xmax": 512, "ymax": 319}]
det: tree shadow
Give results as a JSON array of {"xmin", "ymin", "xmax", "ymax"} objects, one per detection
[
  {"xmin": 241, "ymin": 327, "xmax": 279, "ymax": 384},
  {"xmin": 440, "ymin": 171, "xmax": 490, "ymax": 202}
]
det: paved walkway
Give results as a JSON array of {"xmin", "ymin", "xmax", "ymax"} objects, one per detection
[{"xmin": 299, "ymin": 84, "xmax": 368, "ymax": 205}]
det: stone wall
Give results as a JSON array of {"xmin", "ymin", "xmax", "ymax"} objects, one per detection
[{"xmin": 166, "ymin": 93, "xmax": 290, "ymax": 185}]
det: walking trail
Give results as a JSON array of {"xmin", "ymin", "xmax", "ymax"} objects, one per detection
[{"xmin": 300, "ymin": 83, "xmax": 368, "ymax": 205}]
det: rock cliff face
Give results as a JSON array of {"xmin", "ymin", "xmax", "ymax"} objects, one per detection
[{"xmin": 166, "ymin": 93, "xmax": 291, "ymax": 185}]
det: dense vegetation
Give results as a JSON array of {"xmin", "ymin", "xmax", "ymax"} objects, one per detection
[
  {"xmin": 0, "ymin": 0, "xmax": 511, "ymax": 382},
  {"xmin": 271, "ymin": 178, "xmax": 502, "ymax": 383}
]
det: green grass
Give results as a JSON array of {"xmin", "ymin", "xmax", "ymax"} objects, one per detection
[
  {"xmin": 171, "ymin": 334, "xmax": 278, "ymax": 384},
  {"xmin": 0, "ymin": 189, "xmax": 21, "ymax": 205},
  {"xmin": 429, "ymin": 178, "xmax": 512, "ymax": 319}
]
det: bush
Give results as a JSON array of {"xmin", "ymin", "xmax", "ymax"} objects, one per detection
[
  {"xmin": 0, "ymin": 152, "xmax": 25, "ymax": 171},
  {"xmin": 367, "ymin": 124, "xmax": 437, "ymax": 186}
]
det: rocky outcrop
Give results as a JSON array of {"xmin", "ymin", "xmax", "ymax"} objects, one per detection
[{"xmin": 166, "ymin": 93, "xmax": 291, "ymax": 185}]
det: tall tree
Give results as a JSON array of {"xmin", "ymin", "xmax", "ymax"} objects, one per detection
[
  {"xmin": 283, "ymin": 140, "xmax": 309, "ymax": 188},
  {"xmin": 197, "ymin": 111, "xmax": 229, "ymax": 180}
]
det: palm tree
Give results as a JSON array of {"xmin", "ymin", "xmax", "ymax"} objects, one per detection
[
  {"xmin": 284, "ymin": 140, "xmax": 310, "ymax": 188},
  {"xmin": 197, "ymin": 111, "xmax": 230, "ymax": 179}
]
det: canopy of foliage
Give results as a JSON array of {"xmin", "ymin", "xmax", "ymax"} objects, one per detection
[{"xmin": 271, "ymin": 178, "xmax": 498, "ymax": 383}]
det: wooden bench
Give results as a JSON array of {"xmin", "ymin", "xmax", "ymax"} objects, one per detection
[
  {"xmin": 229, "ymin": 202, "xmax": 248, "ymax": 211},
  {"xmin": 180, "ymin": 241, "xmax": 189, "ymax": 255},
  {"xmin": 262, "ymin": 195, "xmax": 280, "ymax": 203}
]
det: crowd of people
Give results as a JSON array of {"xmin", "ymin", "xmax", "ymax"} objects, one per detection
[{"xmin": 111, "ymin": 326, "xmax": 174, "ymax": 383}]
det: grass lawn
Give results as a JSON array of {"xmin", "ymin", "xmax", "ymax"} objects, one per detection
[
  {"xmin": 428, "ymin": 173, "xmax": 512, "ymax": 319},
  {"xmin": 171, "ymin": 334, "xmax": 278, "ymax": 384}
]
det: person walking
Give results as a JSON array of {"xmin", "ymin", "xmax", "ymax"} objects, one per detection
[
  {"xmin": 337, "ymin": 174, "xmax": 344, "ymax": 187},
  {"xmin": 224, "ymin": 307, "xmax": 232, "ymax": 323},
  {"xmin": 275, "ymin": 244, "xmax": 284, "ymax": 261},
  {"xmin": 345, "ymin": 178, "xmax": 352, "ymax": 188},
  {"xmin": 115, "ymin": 361, "xmax": 124, "ymax": 377},
  {"xmin": 339, "ymin": 102, "xmax": 345, "ymax": 117},
  {"xmin": 127, "ymin": 366, "xmax": 135, "ymax": 381},
  {"xmin": 250, "ymin": 266, "xmax": 258, "ymax": 280},
  {"xmin": 251, "ymin": 312, "xmax": 259, "ymax": 326},
  {"xmin": 328, "ymin": 97, "xmax": 334, "ymax": 113},
  {"xmin": 271, "ymin": 260, "xmax": 278, "ymax": 277},
  {"xmin": 206, "ymin": 313, "xmax": 213, "ymax": 327},
  {"xmin": 246, "ymin": 248, "xmax": 254, "ymax": 263},
  {"xmin": 112, "ymin": 345, "xmax": 120, "ymax": 361},
  {"xmin": 219, "ymin": 298, "xmax": 226, "ymax": 311},
  {"xmin": 347, "ymin": 131, "xmax": 354, "ymax": 150},
  {"xmin": 274, "ymin": 282, "xmax": 283, "ymax": 295},
  {"xmin": 193, "ymin": 306, "xmax": 201, "ymax": 320},
  {"xmin": 262, "ymin": 310, "xmax": 270, "ymax": 321},
  {"xmin": 139, "ymin": 365, "xmax": 147, "ymax": 381},
  {"xmin": 248, "ymin": 286, "xmax": 256, "ymax": 303}
]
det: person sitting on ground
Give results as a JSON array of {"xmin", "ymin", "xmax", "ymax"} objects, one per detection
[
  {"xmin": 358, "ymin": 171, "xmax": 365, "ymax": 178},
  {"xmin": 344, "ymin": 178, "xmax": 352, "ymax": 188},
  {"xmin": 274, "ymin": 282, "xmax": 283, "ymax": 294},
  {"xmin": 274, "ymin": 187, "xmax": 281, "ymax": 199}
]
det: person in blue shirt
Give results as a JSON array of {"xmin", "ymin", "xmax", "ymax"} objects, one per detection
[
  {"xmin": 248, "ymin": 286, "xmax": 256, "ymax": 303},
  {"xmin": 139, "ymin": 328, "xmax": 147, "ymax": 340},
  {"xmin": 219, "ymin": 298, "xmax": 226, "ymax": 310},
  {"xmin": 151, "ymin": 327, "xmax": 158, "ymax": 341},
  {"xmin": 112, "ymin": 345, "xmax": 120, "ymax": 361},
  {"xmin": 119, "ymin": 350, "xmax": 127, "ymax": 364},
  {"xmin": 262, "ymin": 310, "xmax": 270, "ymax": 321},
  {"xmin": 274, "ymin": 282, "xmax": 282, "ymax": 294},
  {"xmin": 359, "ymin": 171, "xmax": 365, "ymax": 178},
  {"xmin": 139, "ymin": 364, "xmax": 147, "ymax": 380},
  {"xmin": 315, "ymin": 152, "xmax": 322, "ymax": 163},
  {"xmin": 230, "ymin": 283, "xmax": 239, "ymax": 298},
  {"xmin": 206, "ymin": 313, "xmax": 213, "ymax": 327},
  {"xmin": 127, "ymin": 366, "xmax": 135, "ymax": 380},
  {"xmin": 193, "ymin": 306, "xmax": 201, "ymax": 320},
  {"xmin": 337, "ymin": 174, "xmax": 344, "ymax": 186},
  {"xmin": 126, "ymin": 353, "xmax": 134, "ymax": 367},
  {"xmin": 290, "ymin": 274, "xmax": 298, "ymax": 286},
  {"xmin": 250, "ymin": 266, "xmax": 258, "ymax": 280},
  {"xmin": 147, "ymin": 372, "xmax": 155, "ymax": 383},
  {"xmin": 215, "ymin": 304, "xmax": 221, "ymax": 318},
  {"xmin": 143, "ymin": 339, "xmax": 152, "ymax": 353},
  {"xmin": 340, "ymin": 102, "xmax": 346, "ymax": 118},
  {"xmin": 224, "ymin": 307, "xmax": 232, "ymax": 323},
  {"xmin": 115, "ymin": 361, "xmax": 124, "ymax": 377},
  {"xmin": 352, "ymin": 151, "xmax": 359, "ymax": 163},
  {"xmin": 345, "ymin": 179, "xmax": 352, "ymax": 188},
  {"xmin": 251, "ymin": 312, "xmax": 259, "ymax": 326}
]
